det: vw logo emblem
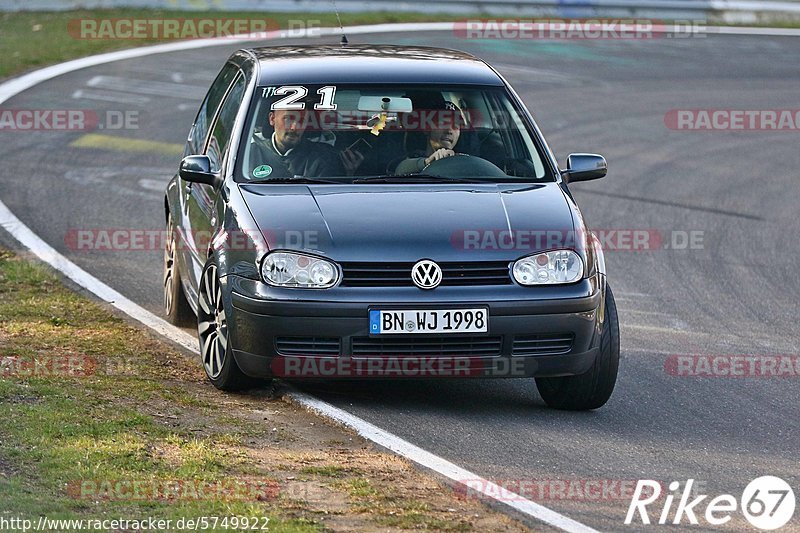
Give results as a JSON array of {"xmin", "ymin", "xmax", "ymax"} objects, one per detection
[{"xmin": 411, "ymin": 260, "xmax": 442, "ymax": 290}]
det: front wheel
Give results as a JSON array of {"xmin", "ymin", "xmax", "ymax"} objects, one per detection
[
  {"xmin": 197, "ymin": 260, "xmax": 255, "ymax": 391},
  {"xmin": 535, "ymin": 284, "xmax": 620, "ymax": 410}
]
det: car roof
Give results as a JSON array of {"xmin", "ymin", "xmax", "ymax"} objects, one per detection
[{"xmin": 244, "ymin": 45, "xmax": 505, "ymax": 86}]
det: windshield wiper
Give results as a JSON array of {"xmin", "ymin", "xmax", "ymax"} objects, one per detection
[
  {"xmin": 245, "ymin": 176, "xmax": 342, "ymax": 185},
  {"xmin": 352, "ymin": 174, "xmax": 486, "ymax": 184}
]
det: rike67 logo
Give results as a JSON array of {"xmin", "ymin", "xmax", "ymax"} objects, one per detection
[{"xmin": 626, "ymin": 477, "xmax": 795, "ymax": 530}]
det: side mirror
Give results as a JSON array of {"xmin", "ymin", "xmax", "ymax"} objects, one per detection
[
  {"xmin": 179, "ymin": 155, "xmax": 218, "ymax": 186},
  {"xmin": 562, "ymin": 153, "xmax": 607, "ymax": 183}
]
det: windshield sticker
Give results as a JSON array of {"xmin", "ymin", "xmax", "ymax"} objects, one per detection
[
  {"xmin": 314, "ymin": 86, "xmax": 337, "ymax": 110},
  {"xmin": 270, "ymin": 85, "xmax": 308, "ymax": 110},
  {"xmin": 252, "ymin": 164, "xmax": 273, "ymax": 178},
  {"xmin": 264, "ymin": 85, "xmax": 337, "ymax": 111}
]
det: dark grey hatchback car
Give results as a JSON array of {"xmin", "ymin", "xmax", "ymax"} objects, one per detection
[{"xmin": 163, "ymin": 45, "xmax": 619, "ymax": 410}]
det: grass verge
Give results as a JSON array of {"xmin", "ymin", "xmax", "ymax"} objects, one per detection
[
  {"xmin": 3, "ymin": 9, "xmax": 800, "ymax": 81},
  {"xmin": 0, "ymin": 247, "xmax": 528, "ymax": 531},
  {"xmin": 0, "ymin": 9, "xmax": 457, "ymax": 80}
]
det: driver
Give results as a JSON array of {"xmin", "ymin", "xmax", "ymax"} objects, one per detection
[
  {"xmin": 395, "ymin": 100, "xmax": 465, "ymax": 175},
  {"xmin": 250, "ymin": 107, "xmax": 345, "ymax": 178}
]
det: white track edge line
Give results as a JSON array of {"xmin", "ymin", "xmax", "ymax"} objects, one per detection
[
  {"xmin": 0, "ymin": 206, "xmax": 598, "ymax": 533},
  {"xmin": 15, "ymin": 18, "xmax": 797, "ymax": 532},
  {"xmin": 0, "ymin": 202, "xmax": 198, "ymax": 353},
  {"xmin": 288, "ymin": 391, "xmax": 598, "ymax": 532}
]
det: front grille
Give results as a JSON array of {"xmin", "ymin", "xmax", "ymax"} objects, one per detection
[
  {"xmin": 340, "ymin": 261, "xmax": 512, "ymax": 287},
  {"xmin": 512, "ymin": 334, "xmax": 574, "ymax": 356},
  {"xmin": 275, "ymin": 337, "xmax": 341, "ymax": 356},
  {"xmin": 351, "ymin": 336, "xmax": 502, "ymax": 358}
]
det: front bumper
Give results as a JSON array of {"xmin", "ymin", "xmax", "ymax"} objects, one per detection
[{"xmin": 224, "ymin": 276, "xmax": 605, "ymax": 379}]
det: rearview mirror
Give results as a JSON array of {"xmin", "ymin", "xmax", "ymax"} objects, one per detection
[
  {"xmin": 357, "ymin": 96, "xmax": 413, "ymax": 113},
  {"xmin": 179, "ymin": 155, "xmax": 218, "ymax": 186},
  {"xmin": 562, "ymin": 153, "xmax": 607, "ymax": 183}
]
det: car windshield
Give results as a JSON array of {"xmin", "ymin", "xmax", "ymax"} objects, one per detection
[{"xmin": 236, "ymin": 84, "xmax": 553, "ymax": 183}]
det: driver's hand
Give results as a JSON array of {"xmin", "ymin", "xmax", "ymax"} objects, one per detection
[
  {"xmin": 339, "ymin": 148, "xmax": 365, "ymax": 177},
  {"xmin": 424, "ymin": 149, "xmax": 456, "ymax": 166}
]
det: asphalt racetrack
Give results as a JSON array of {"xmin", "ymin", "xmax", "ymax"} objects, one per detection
[{"xmin": 1, "ymin": 29, "xmax": 798, "ymax": 531}]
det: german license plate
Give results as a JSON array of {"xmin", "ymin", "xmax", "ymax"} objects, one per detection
[{"xmin": 369, "ymin": 308, "xmax": 488, "ymax": 334}]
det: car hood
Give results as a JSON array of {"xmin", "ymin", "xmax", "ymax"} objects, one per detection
[{"xmin": 238, "ymin": 182, "xmax": 577, "ymax": 262}]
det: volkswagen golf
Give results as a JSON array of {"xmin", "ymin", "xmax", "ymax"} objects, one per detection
[{"xmin": 163, "ymin": 44, "xmax": 619, "ymax": 410}]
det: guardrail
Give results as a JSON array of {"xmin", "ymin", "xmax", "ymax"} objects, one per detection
[{"xmin": 2, "ymin": 0, "xmax": 800, "ymax": 23}]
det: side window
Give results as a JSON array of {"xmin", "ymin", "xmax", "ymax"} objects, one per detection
[
  {"xmin": 206, "ymin": 74, "xmax": 246, "ymax": 173},
  {"xmin": 185, "ymin": 63, "xmax": 239, "ymax": 155}
]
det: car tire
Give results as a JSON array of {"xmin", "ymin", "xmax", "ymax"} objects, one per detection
[
  {"xmin": 163, "ymin": 214, "xmax": 194, "ymax": 327},
  {"xmin": 197, "ymin": 259, "xmax": 256, "ymax": 391},
  {"xmin": 535, "ymin": 284, "xmax": 620, "ymax": 411}
]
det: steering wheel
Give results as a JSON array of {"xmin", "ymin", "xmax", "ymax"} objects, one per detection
[{"xmin": 423, "ymin": 154, "xmax": 507, "ymax": 178}]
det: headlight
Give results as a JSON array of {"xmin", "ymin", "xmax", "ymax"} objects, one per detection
[
  {"xmin": 512, "ymin": 250, "xmax": 583, "ymax": 285},
  {"xmin": 260, "ymin": 252, "xmax": 339, "ymax": 288}
]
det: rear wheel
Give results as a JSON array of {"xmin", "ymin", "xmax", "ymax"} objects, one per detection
[
  {"xmin": 163, "ymin": 214, "xmax": 193, "ymax": 326},
  {"xmin": 535, "ymin": 284, "xmax": 620, "ymax": 410},
  {"xmin": 197, "ymin": 260, "xmax": 254, "ymax": 391}
]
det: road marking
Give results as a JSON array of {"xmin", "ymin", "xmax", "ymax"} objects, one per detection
[
  {"xmin": 710, "ymin": 26, "xmax": 800, "ymax": 36},
  {"xmin": 138, "ymin": 178, "xmax": 169, "ymax": 192},
  {"xmin": 622, "ymin": 323, "xmax": 701, "ymax": 335},
  {"xmin": 70, "ymin": 133, "xmax": 183, "ymax": 156},
  {"xmin": 624, "ymin": 309, "xmax": 677, "ymax": 317},
  {"xmin": 86, "ymin": 75, "xmax": 206, "ymax": 100},
  {"xmin": 614, "ymin": 291, "xmax": 651, "ymax": 298},
  {"xmin": 0, "ymin": 23, "xmax": 607, "ymax": 533},
  {"xmin": 61, "ymin": 168, "xmax": 168, "ymax": 199},
  {"xmin": 493, "ymin": 63, "xmax": 593, "ymax": 84},
  {"xmin": 72, "ymin": 88, "xmax": 150, "ymax": 105},
  {"xmin": 578, "ymin": 188, "xmax": 764, "ymax": 221}
]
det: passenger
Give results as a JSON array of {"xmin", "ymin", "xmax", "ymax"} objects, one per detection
[{"xmin": 250, "ymin": 108, "xmax": 346, "ymax": 178}]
